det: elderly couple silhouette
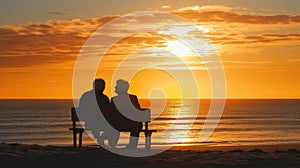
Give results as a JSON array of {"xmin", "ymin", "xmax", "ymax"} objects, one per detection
[{"xmin": 78, "ymin": 78, "xmax": 146, "ymax": 149}]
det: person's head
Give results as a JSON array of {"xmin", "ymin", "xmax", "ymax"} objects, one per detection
[
  {"xmin": 93, "ymin": 78, "xmax": 106, "ymax": 93},
  {"xmin": 115, "ymin": 79, "xmax": 129, "ymax": 95}
]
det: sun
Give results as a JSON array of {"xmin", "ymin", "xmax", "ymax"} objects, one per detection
[{"xmin": 166, "ymin": 40, "xmax": 194, "ymax": 57}]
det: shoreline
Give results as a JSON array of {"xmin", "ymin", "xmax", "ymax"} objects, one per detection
[
  {"xmin": 1, "ymin": 143, "xmax": 300, "ymax": 168},
  {"xmin": 170, "ymin": 143, "xmax": 300, "ymax": 152},
  {"xmin": 4, "ymin": 142, "xmax": 300, "ymax": 152}
]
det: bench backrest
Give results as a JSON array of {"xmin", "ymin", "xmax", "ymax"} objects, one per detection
[
  {"xmin": 70, "ymin": 107, "xmax": 152, "ymax": 131},
  {"xmin": 71, "ymin": 107, "xmax": 81, "ymax": 130},
  {"xmin": 71, "ymin": 107, "xmax": 79, "ymax": 122}
]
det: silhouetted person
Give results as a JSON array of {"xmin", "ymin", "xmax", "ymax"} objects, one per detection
[
  {"xmin": 110, "ymin": 79, "xmax": 143, "ymax": 149},
  {"xmin": 78, "ymin": 78, "xmax": 118, "ymax": 148}
]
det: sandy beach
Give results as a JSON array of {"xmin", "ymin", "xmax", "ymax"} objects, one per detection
[{"xmin": 1, "ymin": 143, "xmax": 299, "ymax": 168}]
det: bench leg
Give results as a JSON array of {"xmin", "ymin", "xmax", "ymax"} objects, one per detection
[
  {"xmin": 79, "ymin": 132, "xmax": 82, "ymax": 147},
  {"xmin": 145, "ymin": 132, "xmax": 152, "ymax": 150},
  {"xmin": 73, "ymin": 132, "xmax": 77, "ymax": 147}
]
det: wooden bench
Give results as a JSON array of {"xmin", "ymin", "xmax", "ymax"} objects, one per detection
[{"xmin": 69, "ymin": 107, "xmax": 157, "ymax": 149}]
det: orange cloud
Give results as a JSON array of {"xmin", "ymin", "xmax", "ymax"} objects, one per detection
[
  {"xmin": 208, "ymin": 33, "xmax": 300, "ymax": 45},
  {"xmin": 177, "ymin": 5, "xmax": 238, "ymax": 12},
  {"xmin": 0, "ymin": 16, "xmax": 119, "ymax": 68},
  {"xmin": 1, "ymin": 6, "xmax": 300, "ymax": 69},
  {"xmin": 173, "ymin": 9, "xmax": 300, "ymax": 24}
]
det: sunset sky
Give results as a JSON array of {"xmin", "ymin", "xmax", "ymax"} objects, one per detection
[{"xmin": 0, "ymin": 0, "xmax": 299, "ymax": 99}]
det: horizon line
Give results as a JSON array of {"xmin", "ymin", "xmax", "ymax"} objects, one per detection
[{"xmin": 0, "ymin": 97, "xmax": 300, "ymax": 100}]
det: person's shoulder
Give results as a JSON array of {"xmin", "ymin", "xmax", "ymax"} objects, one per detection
[
  {"xmin": 97, "ymin": 92, "xmax": 108, "ymax": 98},
  {"xmin": 129, "ymin": 94, "xmax": 139, "ymax": 102},
  {"xmin": 129, "ymin": 94, "xmax": 138, "ymax": 98},
  {"xmin": 101, "ymin": 93, "xmax": 110, "ymax": 101},
  {"xmin": 80, "ymin": 90, "xmax": 93, "ymax": 98},
  {"xmin": 103, "ymin": 94, "xmax": 109, "ymax": 99},
  {"xmin": 79, "ymin": 90, "xmax": 94, "ymax": 108}
]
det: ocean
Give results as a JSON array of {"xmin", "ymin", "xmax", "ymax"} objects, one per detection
[{"xmin": 0, "ymin": 99, "xmax": 299, "ymax": 148}]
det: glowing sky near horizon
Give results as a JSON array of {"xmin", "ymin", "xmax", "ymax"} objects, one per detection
[{"xmin": 0, "ymin": 0, "xmax": 299, "ymax": 99}]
